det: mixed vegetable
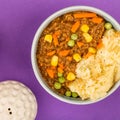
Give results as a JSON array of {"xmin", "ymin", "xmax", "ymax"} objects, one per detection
[{"xmin": 37, "ymin": 11, "xmax": 113, "ymax": 98}]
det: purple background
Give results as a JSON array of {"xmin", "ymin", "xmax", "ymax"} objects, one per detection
[{"xmin": 0, "ymin": 0, "xmax": 120, "ymax": 120}]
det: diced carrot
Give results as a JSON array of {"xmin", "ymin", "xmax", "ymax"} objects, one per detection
[
  {"xmin": 59, "ymin": 50, "xmax": 70, "ymax": 57},
  {"xmin": 57, "ymin": 67, "xmax": 64, "ymax": 73},
  {"xmin": 47, "ymin": 50, "xmax": 56, "ymax": 56},
  {"xmin": 97, "ymin": 41, "xmax": 104, "ymax": 49},
  {"xmin": 53, "ymin": 34, "xmax": 59, "ymax": 47},
  {"xmin": 83, "ymin": 52, "xmax": 93, "ymax": 59},
  {"xmin": 46, "ymin": 69, "xmax": 55, "ymax": 78},
  {"xmin": 91, "ymin": 17, "xmax": 103, "ymax": 24},
  {"xmin": 57, "ymin": 63, "xmax": 64, "ymax": 73},
  {"xmin": 77, "ymin": 41, "xmax": 84, "ymax": 47},
  {"xmin": 58, "ymin": 63, "xmax": 64, "ymax": 69},
  {"xmin": 71, "ymin": 21, "xmax": 80, "ymax": 33},
  {"xmin": 74, "ymin": 12, "xmax": 97, "ymax": 18},
  {"xmin": 66, "ymin": 56, "xmax": 72, "ymax": 61}
]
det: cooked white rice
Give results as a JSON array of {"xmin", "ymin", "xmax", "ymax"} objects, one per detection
[{"xmin": 67, "ymin": 30, "xmax": 120, "ymax": 101}]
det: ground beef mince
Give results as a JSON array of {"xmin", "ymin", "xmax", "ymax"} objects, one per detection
[{"xmin": 36, "ymin": 11, "xmax": 106, "ymax": 97}]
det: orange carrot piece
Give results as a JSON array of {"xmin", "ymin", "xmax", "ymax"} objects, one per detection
[
  {"xmin": 77, "ymin": 41, "xmax": 84, "ymax": 47},
  {"xmin": 58, "ymin": 63, "xmax": 64, "ymax": 73},
  {"xmin": 66, "ymin": 56, "xmax": 72, "ymax": 61},
  {"xmin": 59, "ymin": 50, "xmax": 70, "ymax": 57},
  {"xmin": 91, "ymin": 17, "xmax": 103, "ymax": 24},
  {"xmin": 53, "ymin": 34, "xmax": 59, "ymax": 47},
  {"xmin": 83, "ymin": 52, "xmax": 93, "ymax": 59},
  {"xmin": 74, "ymin": 13, "xmax": 97, "ymax": 18},
  {"xmin": 46, "ymin": 69, "xmax": 55, "ymax": 78},
  {"xmin": 97, "ymin": 41, "xmax": 104, "ymax": 49},
  {"xmin": 71, "ymin": 21, "xmax": 80, "ymax": 33},
  {"xmin": 47, "ymin": 51, "xmax": 56, "ymax": 56},
  {"xmin": 58, "ymin": 67, "xmax": 64, "ymax": 73},
  {"xmin": 58, "ymin": 63, "xmax": 64, "ymax": 69}
]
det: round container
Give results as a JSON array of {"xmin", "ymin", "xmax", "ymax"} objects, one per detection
[
  {"xmin": 0, "ymin": 80, "xmax": 37, "ymax": 119},
  {"xmin": 31, "ymin": 6, "xmax": 120, "ymax": 105}
]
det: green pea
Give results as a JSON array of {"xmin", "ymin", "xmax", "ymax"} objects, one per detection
[
  {"xmin": 67, "ymin": 40, "xmax": 75, "ymax": 47},
  {"xmin": 72, "ymin": 92, "xmax": 78, "ymax": 98},
  {"xmin": 105, "ymin": 22, "xmax": 112, "ymax": 30},
  {"xmin": 58, "ymin": 77, "xmax": 65, "ymax": 83},
  {"xmin": 54, "ymin": 82, "xmax": 61, "ymax": 89},
  {"xmin": 65, "ymin": 91, "xmax": 72, "ymax": 97},
  {"xmin": 71, "ymin": 34, "xmax": 78, "ymax": 40},
  {"xmin": 57, "ymin": 72, "xmax": 63, "ymax": 77}
]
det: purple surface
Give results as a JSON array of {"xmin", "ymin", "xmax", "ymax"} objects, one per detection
[{"xmin": 0, "ymin": 0, "xmax": 120, "ymax": 120}]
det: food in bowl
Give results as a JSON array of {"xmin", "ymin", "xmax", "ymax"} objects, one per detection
[
  {"xmin": 69, "ymin": 30, "xmax": 120, "ymax": 100},
  {"xmin": 36, "ymin": 10, "xmax": 120, "ymax": 101}
]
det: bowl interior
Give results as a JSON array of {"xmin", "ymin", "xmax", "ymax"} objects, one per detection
[{"xmin": 31, "ymin": 6, "xmax": 120, "ymax": 105}]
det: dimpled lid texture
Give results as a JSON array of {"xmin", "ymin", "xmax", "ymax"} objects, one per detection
[{"xmin": 0, "ymin": 80, "xmax": 37, "ymax": 120}]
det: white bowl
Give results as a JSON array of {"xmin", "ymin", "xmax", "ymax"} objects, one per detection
[{"xmin": 31, "ymin": 6, "xmax": 120, "ymax": 105}]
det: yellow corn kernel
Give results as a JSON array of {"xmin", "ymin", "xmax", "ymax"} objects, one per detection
[
  {"xmin": 88, "ymin": 47, "xmax": 97, "ymax": 53},
  {"xmin": 83, "ymin": 33, "xmax": 92, "ymax": 42},
  {"xmin": 81, "ymin": 24, "xmax": 89, "ymax": 33},
  {"xmin": 44, "ymin": 34, "xmax": 52, "ymax": 43},
  {"xmin": 73, "ymin": 53, "xmax": 81, "ymax": 62},
  {"xmin": 51, "ymin": 55, "xmax": 58, "ymax": 66},
  {"xmin": 67, "ymin": 72, "xmax": 75, "ymax": 81}
]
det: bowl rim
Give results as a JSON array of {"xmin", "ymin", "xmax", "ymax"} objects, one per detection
[{"xmin": 31, "ymin": 5, "xmax": 120, "ymax": 105}]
